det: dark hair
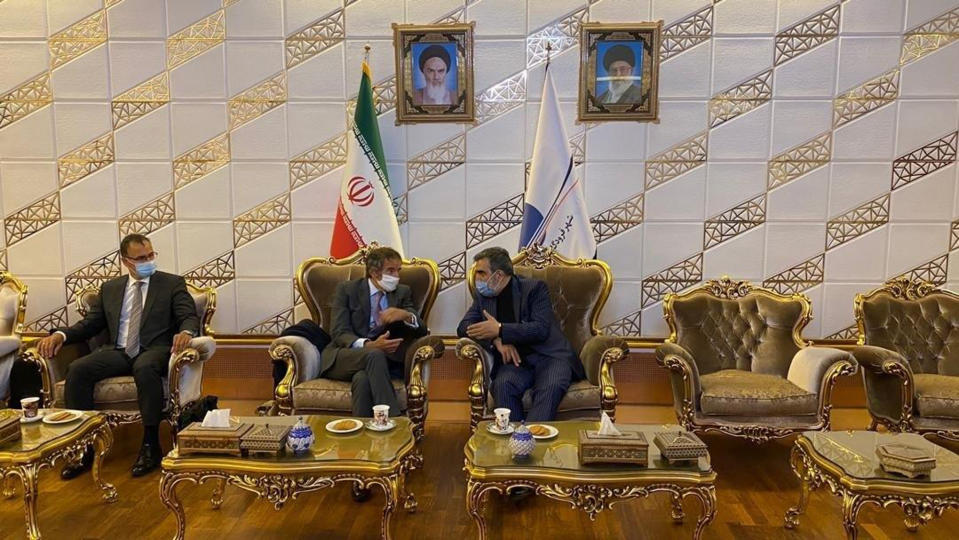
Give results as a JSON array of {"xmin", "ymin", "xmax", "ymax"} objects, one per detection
[
  {"xmin": 603, "ymin": 44, "xmax": 635, "ymax": 71},
  {"xmin": 473, "ymin": 247, "xmax": 514, "ymax": 276},
  {"xmin": 366, "ymin": 246, "xmax": 402, "ymax": 277},
  {"xmin": 418, "ymin": 44, "xmax": 451, "ymax": 72},
  {"xmin": 120, "ymin": 233, "xmax": 151, "ymax": 257}
]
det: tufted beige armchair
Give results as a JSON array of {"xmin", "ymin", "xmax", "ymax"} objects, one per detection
[
  {"xmin": 456, "ymin": 246, "xmax": 629, "ymax": 432},
  {"xmin": 269, "ymin": 247, "xmax": 445, "ymax": 442},
  {"xmin": 20, "ymin": 282, "xmax": 216, "ymax": 429},
  {"xmin": 853, "ymin": 278, "xmax": 959, "ymax": 440},
  {"xmin": 0, "ymin": 272, "xmax": 27, "ymax": 404},
  {"xmin": 656, "ymin": 277, "xmax": 858, "ymax": 443}
]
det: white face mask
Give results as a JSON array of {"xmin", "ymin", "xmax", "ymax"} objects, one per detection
[{"xmin": 378, "ymin": 274, "xmax": 400, "ymax": 292}]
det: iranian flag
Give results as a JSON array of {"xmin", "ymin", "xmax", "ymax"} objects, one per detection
[{"xmin": 330, "ymin": 61, "xmax": 404, "ymax": 258}]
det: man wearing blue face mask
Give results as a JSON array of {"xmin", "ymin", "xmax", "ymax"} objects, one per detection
[
  {"xmin": 31, "ymin": 233, "xmax": 199, "ymax": 479},
  {"xmin": 457, "ymin": 247, "xmax": 585, "ymax": 422}
]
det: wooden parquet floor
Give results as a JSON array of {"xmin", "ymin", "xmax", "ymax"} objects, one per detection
[{"xmin": 2, "ymin": 416, "xmax": 958, "ymax": 539}]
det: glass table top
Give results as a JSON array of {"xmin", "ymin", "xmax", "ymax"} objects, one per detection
[
  {"xmin": 804, "ymin": 430, "xmax": 959, "ymax": 483},
  {"xmin": 169, "ymin": 415, "xmax": 415, "ymax": 465},
  {"xmin": 0, "ymin": 409, "xmax": 100, "ymax": 457},
  {"xmin": 467, "ymin": 421, "xmax": 712, "ymax": 474}
]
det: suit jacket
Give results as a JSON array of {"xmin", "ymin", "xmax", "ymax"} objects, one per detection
[
  {"xmin": 596, "ymin": 83, "xmax": 644, "ymax": 105},
  {"xmin": 56, "ymin": 271, "xmax": 200, "ymax": 351},
  {"xmin": 456, "ymin": 275, "xmax": 586, "ymax": 381},
  {"xmin": 321, "ymin": 278, "xmax": 422, "ymax": 376}
]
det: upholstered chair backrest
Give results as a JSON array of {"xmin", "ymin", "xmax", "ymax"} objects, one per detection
[
  {"xmin": 297, "ymin": 246, "xmax": 440, "ymax": 333},
  {"xmin": 0, "ymin": 272, "xmax": 27, "ymax": 337},
  {"xmin": 467, "ymin": 246, "xmax": 611, "ymax": 355},
  {"xmin": 856, "ymin": 278, "xmax": 959, "ymax": 376},
  {"xmin": 664, "ymin": 277, "xmax": 811, "ymax": 377}
]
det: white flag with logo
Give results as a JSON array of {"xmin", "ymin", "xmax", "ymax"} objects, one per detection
[{"xmin": 519, "ymin": 67, "xmax": 596, "ymax": 259}]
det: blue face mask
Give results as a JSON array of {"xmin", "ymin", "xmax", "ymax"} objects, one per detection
[
  {"xmin": 476, "ymin": 272, "xmax": 501, "ymax": 298},
  {"xmin": 135, "ymin": 260, "xmax": 157, "ymax": 278}
]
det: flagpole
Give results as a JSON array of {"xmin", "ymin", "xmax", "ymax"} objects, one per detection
[{"xmin": 545, "ymin": 41, "xmax": 552, "ymax": 70}]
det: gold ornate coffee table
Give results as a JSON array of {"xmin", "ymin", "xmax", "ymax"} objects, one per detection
[
  {"xmin": 464, "ymin": 421, "xmax": 717, "ymax": 539},
  {"xmin": 159, "ymin": 415, "xmax": 421, "ymax": 540},
  {"xmin": 785, "ymin": 430, "xmax": 959, "ymax": 539},
  {"xmin": 1, "ymin": 410, "xmax": 116, "ymax": 540}
]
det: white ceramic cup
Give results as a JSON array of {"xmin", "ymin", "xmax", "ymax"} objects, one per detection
[
  {"xmin": 493, "ymin": 408, "xmax": 511, "ymax": 431},
  {"xmin": 21, "ymin": 397, "xmax": 40, "ymax": 419},
  {"xmin": 372, "ymin": 404, "xmax": 390, "ymax": 427}
]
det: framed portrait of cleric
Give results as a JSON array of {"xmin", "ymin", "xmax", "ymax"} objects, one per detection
[
  {"xmin": 392, "ymin": 23, "xmax": 475, "ymax": 124},
  {"xmin": 577, "ymin": 22, "xmax": 662, "ymax": 122}
]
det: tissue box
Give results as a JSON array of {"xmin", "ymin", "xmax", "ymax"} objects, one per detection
[
  {"xmin": 0, "ymin": 409, "xmax": 21, "ymax": 446},
  {"xmin": 178, "ymin": 422, "xmax": 251, "ymax": 456},
  {"xmin": 654, "ymin": 431, "xmax": 708, "ymax": 464},
  {"xmin": 578, "ymin": 430, "xmax": 648, "ymax": 466},
  {"xmin": 240, "ymin": 423, "xmax": 290, "ymax": 456}
]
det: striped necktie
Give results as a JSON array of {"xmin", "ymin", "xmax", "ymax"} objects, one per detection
[
  {"xmin": 370, "ymin": 290, "xmax": 384, "ymax": 329},
  {"xmin": 125, "ymin": 281, "xmax": 144, "ymax": 357}
]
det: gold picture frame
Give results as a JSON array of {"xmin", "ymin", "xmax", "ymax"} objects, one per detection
[
  {"xmin": 578, "ymin": 22, "xmax": 662, "ymax": 122},
  {"xmin": 392, "ymin": 22, "xmax": 475, "ymax": 124}
]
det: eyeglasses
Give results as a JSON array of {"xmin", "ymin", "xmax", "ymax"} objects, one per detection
[{"xmin": 123, "ymin": 252, "xmax": 158, "ymax": 263}]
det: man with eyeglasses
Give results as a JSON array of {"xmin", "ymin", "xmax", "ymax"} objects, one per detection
[{"xmin": 27, "ymin": 233, "xmax": 199, "ymax": 478}]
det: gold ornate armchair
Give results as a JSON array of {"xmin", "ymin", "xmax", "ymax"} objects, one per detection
[
  {"xmin": 656, "ymin": 277, "xmax": 857, "ymax": 443},
  {"xmin": 269, "ymin": 247, "xmax": 444, "ymax": 441},
  {"xmin": 853, "ymin": 278, "xmax": 959, "ymax": 440},
  {"xmin": 456, "ymin": 246, "xmax": 629, "ymax": 432},
  {"xmin": 20, "ymin": 282, "xmax": 216, "ymax": 429},
  {"xmin": 0, "ymin": 271, "xmax": 27, "ymax": 403}
]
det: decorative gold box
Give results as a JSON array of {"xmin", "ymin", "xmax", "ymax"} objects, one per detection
[
  {"xmin": 0, "ymin": 409, "xmax": 21, "ymax": 445},
  {"xmin": 240, "ymin": 423, "xmax": 290, "ymax": 456},
  {"xmin": 876, "ymin": 443, "xmax": 936, "ymax": 478},
  {"xmin": 578, "ymin": 430, "xmax": 648, "ymax": 466},
  {"xmin": 654, "ymin": 431, "xmax": 708, "ymax": 464},
  {"xmin": 178, "ymin": 422, "xmax": 251, "ymax": 456}
]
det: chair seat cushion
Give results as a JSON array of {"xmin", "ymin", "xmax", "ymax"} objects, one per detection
[
  {"xmin": 293, "ymin": 377, "xmax": 407, "ymax": 412},
  {"xmin": 486, "ymin": 379, "xmax": 600, "ymax": 415},
  {"xmin": 54, "ymin": 377, "xmax": 145, "ymax": 410},
  {"xmin": 699, "ymin": 369, "xmax": 817, "ymax": 416},
  {"xmin": 915, "ymin": 374, "xmax": 959, "ymax": 420}
]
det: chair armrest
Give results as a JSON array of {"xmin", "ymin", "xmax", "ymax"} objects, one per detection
[
  {"xmin": 788, "ymin": 347, "xmax": 858, "ymax": 395},
  {"xmin": 579, "ymin": 335, "xmax": 628, "ymax": 416},
  {"xmin": 269, "ymin": 336, "xmax": 321, "ymax": 414},
  {"xmin": 0, "ymin": 335, "xmax": 20, "ymax": 357},
  {"xmin": 168, "ymin": 347, "xmax": 206, "ymax": 409},
  {"xmin": 852, "ymin": 345, "xmax": 915, "ymax": 428},
  {"xmin": 456, "ymin": 337, "xmax": 494, "ymax": 408},
  {"xmin": 187, "ymin": 336, "xmax": 216, "ymax": 362},
  {"xmin": 404, "ymin": 335, "xmax": 444, "ymax": 394},
  {"xmin": 655, "ymin": 342, "xmax": 702, "ymax": 422},
  {"xmin": 18, "ymin": 348, "xmax": 58, "ymax": 408}
]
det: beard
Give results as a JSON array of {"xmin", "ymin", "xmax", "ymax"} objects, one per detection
[
  {"xmin": 425, "ymin": 81, "xmax": 447, "ymax": 102},
  {"xmin": 608, "ymin": 78, "xmax": 631, "ymax": 95}
]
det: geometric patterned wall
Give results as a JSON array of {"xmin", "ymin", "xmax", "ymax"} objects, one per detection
[{"xmin": 0, "ymin": 0, "xmax": 956, "ymax": 339}]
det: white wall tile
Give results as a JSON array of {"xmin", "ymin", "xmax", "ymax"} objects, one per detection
[
  {"xmin": 645, "ymin": 166, "xmax": 706, "ymax": 221},
  {"xmin": 584, "ymin": 162, "xmax": 645, "ymax": 215},
  {"xmin": 231, "ymin": 162, "xmax": 288, "ymax": 215},
  {"xmin": 0, "ymin": 0, "xmax": 47, "ymax": 38},
  {"xmin": 408, "ymin": 168, "xmax": 466, "ymax": 220},
  {"xmin": 703, "ymin": 226, "xmax": 765, "ymax": 281},
  {"xmin": 771, "ymin": 100, "xmax": 833, "ymax": 155},
  {"xmin": 286, "ymin": 103, "xmax": 347, "ymax": 157},
  {"xmin": 767, "ymin": 166, "xmax": 829, "ymax": 221},
  {"xmin": 291, "ymin": 169, "xmax": 340, "ymax": 220},
  {"xmin": 527, "ymin": 0, "xmax": 578, "ymax": 33},
  {"xmin": 652, "ymin": 0, "xmax": 711, "ymax": 24},
  {"xmin": 234, "ymin": 279, "xmax": 293, "ymax": 330},
  {"xmin": 407, "ymin": 0, "xmax": 464, "ymax": 23},
  {"xmin": 231, "ymin": 106, "xmax": 289, "ymax": 160},
  {"xmin": 711, "ymin": 38, "xmax": 774, "ymax": 94},
  {"xmin": 890, "ymin": 165, "xmax": 956, "ymax": 222},
  {"xmin": 170, "ymin": 45, "xmax": 227, "ymax": 99},
  {"xmin": 832, "ymin": 104, "xmax": 898, "ymax": 160},
  {"xmin": 284, "ymin": 0, "xmax": 341, "ymax": 35},
  {"xmin": 904, "ymin": 0, "xmax": 959, "ymax": 30},
  {"xmin": 828, "ymin": 163, "xmax": 890, "ymax": 216},
  {"xmin": 659, "ymin": 41, "xmax": 712, "ymax": 99},
  {"xmin": 708, "ymin": 104, "xmax": 772, "ymax": 159},
  {"xmin": 46, "ymin": 0, "xmax": 100, "ymax": 34},
  {"xmin": 171, "ymin": 103, "xmax": 228, "ymax": 155},
  {"xmin": 465, "ymin": 163, "xmax": 524, "ymax": 216},
  {"xmin": 20, "ymin": 278, "xmax": 66, "ymax": 324},
  {"xmin": 175, "ymin": 168, "xmax": 233, "ymax": 220},
  {"xmin": 7, "ymin": 224, "xmax": 63, "ymax": 276},
  {"xmin": 824, "ymin": 227, "xmax": 888, "ymax": 281},
  {"xmin": 235, "ymin": 223, "xmax": 292, "ymax": 277},
  {"xmin": 647, "ymin": 101, "xmax": 708, "ymax": 155},
  {"xmin": 895, "ymin": 100, "xmax": 959, "ymax": 156},
  {"xmin": 0, "ymin": 42, "xmax": 47, "ymax": 93},
  {"xmin": 53, "ymin": 103, "xmax": 112, "ymax": 155},
  {"xmin": 407, "ymin": 222, "xmax": 464, "ymax": 262},
  {"xmin": 714, "ymin": 0, "xmax": 778, "ymax": 35},
  {"xmin": 900, "ymin": 43, "xmax": 959, "ymax": 98},
  {"xmin": 0, "ymin": 162, "xmax": 58, "ymax": 215},
  {"xmin": 209, "ymin": 281, "xmax": 238, "ymax": 334},
  {"xmin": 467, "ymin": 106, "xmax": 526, "ymax": 161},
  {"xmin": 287, "ymin": 44, "xmax": 346, "ymax": 100},
  {"xmin": 777, "ymin": 0, "xmax": 835, "ymax": 29},
  {"xmin": 344, "ymin": 0, "xmax": 405, "ymax": 37},
  {"xmin": 292, "ymin": 222, "xmax": 333, "ymax": 262},
  {"xmin": 773, "ymin": 39, "xmax": 836, "ymax": 98},
  {"xmin": 886, "ymin": 223, "xmax": 950, "ymax": 275},
  {"xmin": 820, "ymin": 283, "xmax": 866, "ymax": 337},
  {"xmin": 115, "ymin": 162, "xmax": 173, "ymax": 215},
  {"xmin": 705, "ymin": 163, "xmax": 767, "ymax": 216},
  {"xmin": 0, "ymin": 107, "xmax": 55, "ymax": 159},
  {"xmin": 841, "ymin": 0, "xmax": 906, "ymax": 33},
  {"xmin": 225, "ymin": 41, "xmax": 284, "ymax": 96},
  {"xmin": 50, "ymin": 44, "xmax": 109, "ymax": 99},
  {"xmin": 470, "ymin": 0, "xmax": 528, "ymax": 37},
  {"xmin": 473, "ymin": 40, "xmax": 526, "ymax": 91},
  {"xmin": 835, "ymin": 37, "xmax": 901, "ymax": 93},
  {"xmin": 166, "ymin": 0, "xmax": 221, "ymax": 35},
  {"xmin": 114, "ymin": 105, "xmax": 172, "ymax": 160},
  {"xmin": 765, "ymin": 222, "xmax": 825, "ymax": 274},
  {"xmin": 107, "ymin": 41, "xmax": 166, "ymax": 96},
  {"xmin": 60, "ymin": 166, "xmax": 117, "ymax": 219},
  {"xmin": 589, "ymin": 0, "xmax": 651, "ymax": 21},
  {"xmin": 642, "ymin": 223, "xmax": 702, "ymax": 276},
  {"xmin": 585, "ymin": 122, "xmax": 648, "ymax": 162},
  {"xmin": 598, "ymin": 226, "xmax": 644, "ymax": 280},
  {"xmin": 61, "ymin": 221, "xmax": 118, "ymax": 271},
  {"xmin": 176, "ymin": 222, "xmax": 234, "ymax": 272},
  {"xmin": 107, "ymin": 0, "xmax": 167, "ymax": 38},
  {"xmin": 226, "ymin": 0, "xmax": 283, "ymax": 38}
]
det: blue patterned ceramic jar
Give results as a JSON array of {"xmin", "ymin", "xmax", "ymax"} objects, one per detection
[
  {"xmin": 509, "ymin": 422, "xmax": 536, "ymax": 461},
  {"xmin": 286, "ymin": 416, "xmax": 314, "ymax": 455}
]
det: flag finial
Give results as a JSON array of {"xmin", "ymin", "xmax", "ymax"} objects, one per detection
[{"xmin": 363, "ymin": 43, "xmax": 371, "ymax": 63}]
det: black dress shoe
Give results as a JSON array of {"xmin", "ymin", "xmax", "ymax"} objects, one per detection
[
  {"xmin": 131, "ymin": 444, "xmax": 161, "ymax": 477},
  {"xmin": 351, "ymin": 484, "xmax": 372, "ymax": 503},
  {"xmin": 61, "ymin": 448, "xmax": 94, "ymax": 480}
]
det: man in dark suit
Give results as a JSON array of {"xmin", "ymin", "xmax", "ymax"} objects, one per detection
[
  {"xmin": 457, "ymin": 247, "xmax": 585, "ymax": 422},
  {"xmin": 322, "ymin": 246, "xmax": 423, "ymax": 417},
  {"xmin": 33, "ymin": 233, "xmax": 199, "ymax": 478}
]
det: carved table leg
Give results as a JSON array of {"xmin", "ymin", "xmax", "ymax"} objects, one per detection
[
  {"xmin": 466, "ymin": 479, "xmax": 493, "ymax": 540},
  {"xmin": 211, "ymin": 478, "xmax": 226, "ymax": 509},
  {"xmin": 785, "ymin": 444, "xmax": 811, "ymax": 529},
  {"xmin": 690, "ymin": 485, "xmax": 717, "ymax": 540},
  {"xmin": 670, "ymin": 492, "xmax": 685, "ymax": 523},
  {"xmin": 2, "ymin": 473, "xmax": 16, "ymax": 498},
  {"xmin": 841, "ymin": 491, "xmax": 864, "ymax": 540},
  {"xmin": 91, "ymin": 424, "xmax": 117, "ymax": 503},
  {"xmin": 398, "ymin": 472, "xmax": 417, "ymax": 513},
  {"xmin": 16, "ymin": 464, "xmax": 42, "ymax": 540},
  {"xmin": 159, "ymin": 471, "xmax": 190, "ymax": 540},
  {"xmin": 373, "ymin": 475, "xmax": 399, "ymax": 540},
  {"xmin": 902, "ymin": 502, "xmax": 932, "ymax": 533}
]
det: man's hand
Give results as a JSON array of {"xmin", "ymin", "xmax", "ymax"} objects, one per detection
[
  {"xmin": 378, "ymin": 307, "xmax": 412, "ymax": 325},
  {"xmin": 364, "ymin": 331, "xmax": 403, "ymax": 354},
  {"xmin": 172, "ymin": 331, "xmax": 193, "ymax": 355},
  {"xmin": 466, "ymin": 310, "xmax": 500, "ymax": 341},
  {"xmin": 493, "ymin": 338, "xmax": 521, "ymax": 367},
  {"xmin": 36, "ymin": 333, "xmax": 65, "ymax": 359}
]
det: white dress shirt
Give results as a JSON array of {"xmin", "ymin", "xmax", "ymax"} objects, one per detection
[
  {"xmin": 351, "ymin": 279, "xmax": 417, "ymax": 349},
  {"xmin": 116, "ymin": 275, "xmax": 150, "ymax": 349}
]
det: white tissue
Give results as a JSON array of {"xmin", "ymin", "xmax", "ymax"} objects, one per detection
[
  {"xmin": 201, "ymin": 409, "xmax": 231, "ymax": 428},
  {"xmin": 597, "ymin": 411, "xmax": 622, "ymax": 436}
]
